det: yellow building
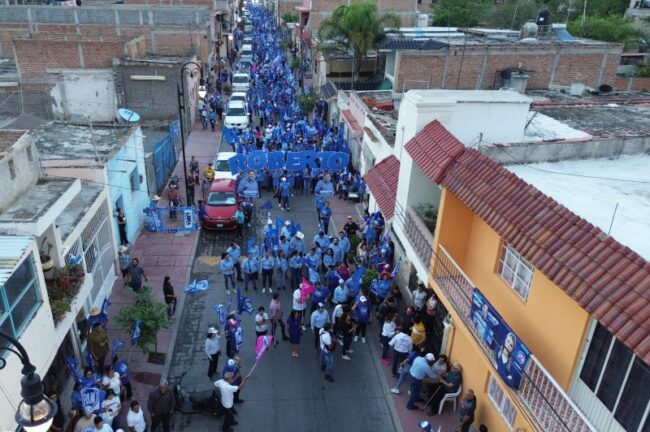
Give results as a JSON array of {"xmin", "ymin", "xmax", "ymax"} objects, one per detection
[{"xmin": 396, "ymin": 120, "xmax": 649, "ymax": 432}]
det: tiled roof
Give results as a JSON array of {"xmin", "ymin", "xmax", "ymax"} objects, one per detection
[
  {"xmin": 440, "ymin": 148, "xmax": 650, "ymax": 364},
  {"xmin": 404, "ymin": 120, "xmax": 465, "ymax": 183},
  {"xmin": 379, "ymin": 38, "xmax": 448, "ymax": 51},
  {"xmin": 363, "ymin": 155, "xmax": 400, "ymax": 220}
]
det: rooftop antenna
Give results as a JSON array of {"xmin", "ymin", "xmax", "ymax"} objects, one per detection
[
  {"xmin": 88, "ymin": 116, "xmax": 100, "ymax": 162},
  {"xmin": 607, "ymin": 202, "xmax": 619, "ymax": 235}
]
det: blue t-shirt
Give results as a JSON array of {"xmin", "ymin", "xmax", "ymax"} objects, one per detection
[{"xmin": 356, "ymin": 301, "xmax": 370, "ymax": 324}]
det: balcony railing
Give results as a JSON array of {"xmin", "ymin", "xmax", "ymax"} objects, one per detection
[
  {"xmin": 431, "ymin": 245, "xmax": 595, "ymax": 432},
  {"xmin": 394, "ymin": 202, "xmax": 432, "ymax": 268}
]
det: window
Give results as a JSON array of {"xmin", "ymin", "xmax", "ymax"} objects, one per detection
[
  {"xmin": 498, "ymin": 243, "xmax": 533, "ymax": 300},
  {"xmin": 129, "ymin": 166, "xmax": 140, "ymax": 191},
  {"xmin": 487, "ymin": 373, "xmax": 517, "ymax": 428},
  {"xmin": 576, "ymin": 322, "xmax": 649, "ymax": 431},
  {"xmin": 0, "ymin": 254, "xmax": 41, "ymax": 341},
  {"xmin": 26, "ymin": 146, "xmax": 33, "ymax": 162},
  {"xmin": 8, "ymin": 159, "xmax": 16, "ymax": 180}
]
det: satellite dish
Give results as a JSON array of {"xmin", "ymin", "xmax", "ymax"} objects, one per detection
[{"xmin": 118, "ymin": 108, "xmax": 141, "ymax": 122}]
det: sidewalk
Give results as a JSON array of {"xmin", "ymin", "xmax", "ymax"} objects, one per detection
[{"xmin": 105, "ymin": 121, "xmax": 222, "ymax": 408}]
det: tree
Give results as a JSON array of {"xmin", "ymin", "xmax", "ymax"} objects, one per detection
[
  {"xmin": 282, "ymin": 12, "xmax": 299, "ymax": 23},
  {"xmin": 115, "ymin": 288, "xmax": 171, "ymax": 356},
  {"xmin": 317, "ymin": 3, "xmax": 401, "ymax": 82},
  {"xmin": 432, "ymin": 0, "xmax": 488, "ymax": 27},
  {"xmin": 297, "ymin": 92, "xmax": 318, "ymax": 117},
  {"xmin": 567, "ymin": 15, "xmax": 642, "ymax": 49},
  {"xmin": 482, "ymin": 0, "xmax": 541, "ymax": 29}
]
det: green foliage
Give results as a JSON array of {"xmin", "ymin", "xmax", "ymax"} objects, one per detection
[
  {"xmin": 581, "ymin": 0, "xmax": 630, "ymax": 17},
  {"xmin": 317, "ymin": 3, "xmax": 401, "ymax": 81},
  {"xmin": 567, "ymin": 16, "xmax": 642, "ymax": 49},
  {"xmin": 223, "ymin": 84, "xmax": 232, "ymax": 95},
  {"xmin": 115, "ymin": 288, "xmax": 170, "ymax": 355},
  {"xmin": 280, "ymin": 37, "xmax": 291, "ymax": 51},
  {"xmin": 432, "ymin": 0, "xmax": 487, "ymax": 27},
  {"xmin": 348, "ymin": 235, "xmax": 361, "ymax": 262},
  {"xmin": 297, "ymin": 92, "xmax": 318, "ymax": 115},
  {"xmin": 361, "ymin": 268, "xmax": 379, "ymax": 291},
  {"xmin": 482, "ymin": 0, "xmax": 540, "ymax": 29},
  {"xmin": 282, "ymin": 12, "xmax": 299, "ymax": 23},
  {"xmin": 638, "ymin": 64, "xmax": 650, "ymax": 78},
  {"xmin": 51, "ymin": 299, "xmax": 71, "ymax": 323},
  {"xmin": 290, "ymin": 57, "xmax": 301, "ymax": 69}
]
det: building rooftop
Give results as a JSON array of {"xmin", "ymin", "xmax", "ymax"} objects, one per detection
[
  {"xmin": 0, "ymin": 236, "xmax": 33, "ymax": 286},
  {"xmin": 536, "ymin": 103, "xmax": 650, "ymax": 138},
  {"xmin": 507, "ymin": 155, "xmax": 650, "ymax": 261},
  {"xmin": 0, "ymin": 131, "xmax": 27, "ymax": 156},
  {"xmin": 0, "ymin": 178, "xmax": 75, "ymax": 223},
  {"xmin": 0, "ymin": 113, "xmax": 46, "ymax": 131},
  {"xmin": 32, "ymin": 122, "xmax": 134, "ymax": 160},
  {"xmin": 55, "ymin": 183, "xmax": 103, "ymax": 243},
  {"xmin": 367, "ymin": 109, "xmax": 399, "ymax": 146}
]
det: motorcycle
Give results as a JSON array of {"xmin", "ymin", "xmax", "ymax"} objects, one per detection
[{"xmin": 173, "ymin": 371, "xmax": 224, "ymax": 416}]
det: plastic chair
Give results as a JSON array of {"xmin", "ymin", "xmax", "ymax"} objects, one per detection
[{"xmin": 438, "ymin": 384, "xmax": 462, "ymax": 415}]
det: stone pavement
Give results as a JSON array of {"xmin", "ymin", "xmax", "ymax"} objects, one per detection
[{"xmin": 104, "ymin": 121, "xmax": 222, "ymax": 421}]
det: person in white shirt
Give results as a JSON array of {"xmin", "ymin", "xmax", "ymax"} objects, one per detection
[
  {"xmin": 93, "ymin": 416, "xmax": 113, "ymax": 432},
  {"xmin": 319, "ymin": 323, "xmax": 335, "ymax": 382},
  {"xmin": 100, "ymin": 389, "xmax": 121, "ymax": 430},
  {"xmin": 205, "ymin": 327, "xmax": 221, "ymax": 380},
  {"xmin": 412, "ymin": 284, "xmax": 428, "ymax": 310},
  {"xmin": 388, "ymin": 327, "xmax": 413, "ymax": 377},
  {"xmin": 255, "ymin": 306, "xmax": 269, "ymax": 337},
  {"xmin": 292, "ymin": 287, "xmax": 307, "ymax": 330},
  {"xmin": 215, "ymin": 371, "xmax": 251, "ymax": 432},
  {"xmin": 380, "ymin": 313, "xmax": 397, "ymax": 365},
  {"xmin": 101, "ymin": 366, "xmax": 122, "ymax": 399},
  {"xmin": 126, "ymin": 400, "xmax": 146, "ymax": 432}
]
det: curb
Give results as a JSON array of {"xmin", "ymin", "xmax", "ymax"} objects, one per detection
[{"xmin": 161, "ymin": 230, "xmax": 201, "ymax": 381}]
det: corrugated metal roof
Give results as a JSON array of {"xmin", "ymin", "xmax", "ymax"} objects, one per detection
[{"xmin": 0, "ymin": 235, "xmax": 35, "ymax": 286}]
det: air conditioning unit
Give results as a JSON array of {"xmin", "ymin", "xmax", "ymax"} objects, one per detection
[{"xmin": 417, "ymin": 14, "xmax": 429, "ymax": 28}]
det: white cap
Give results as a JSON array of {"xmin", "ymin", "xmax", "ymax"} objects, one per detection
[
  {"xmin": 296, "ymin": 231, "xmax": 304, "ymax": 239},
  {"xmin": 208, "ymin": 327, "xmax": 218, "ymax": 334},
  {"xmin": 318, "ymin": 302, "xmax": 324, "ymax": 308},
  {"xmin": 228, "ymin": 359, "xmax": 236, "ymax": 366},
  {"xmin": 338, "ymin": 279, "xmax": 345, "ymax": 285},
  {"xmin": 359, "ymin": 296, "xmax": 367, "ymax": 302},
  {"xmin": 267, "ymin": 219, "xmax": 273, "ymax": 224},
  {"xmin": 285, "ymin": 220, "xmax": 291, "ymax": 225},
  {"xmin": 425, "ymin": 353, "xmax": 435, "ymax": 361}
]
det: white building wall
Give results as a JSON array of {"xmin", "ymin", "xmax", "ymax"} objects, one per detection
[{"xmin": 49, "ymin": 69, "xmax": 117, "ymax": 123}]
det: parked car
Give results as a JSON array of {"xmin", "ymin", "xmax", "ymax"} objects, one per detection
[
  {"xmin": 236, "ymin": 58, "xmax": 252, "ymax": 74},
  {"xmin": 229, "ymin": 91, "xmax": 249, "ymax": 108},
  {"xmin": 232, "ymin": 73, "xmax": 250, "ymax": 92},
  {"xmin": 240, "ymin": 44, "xmax": 253, "ymax": 58},
  {"xmin": 202, "ymin": 179, "xmax": 239, "ymax": 230},
  {"xmin": 224, "ymin": 100, "xmax": 249, "ymax": 130},
  {"xmin": 213, "ymin": 151, "xmax": 237, "ymax": 181}
]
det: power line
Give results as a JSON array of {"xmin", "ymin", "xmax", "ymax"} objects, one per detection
[{"xmin": 493, "ymin": 145, "xmax": 650, "ymax": 185}]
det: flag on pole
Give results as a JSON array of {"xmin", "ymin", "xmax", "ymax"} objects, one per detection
[
  {"xmin": 111, "ymin": 338, "xmax": 125, "ymax": 359},
  {"xmin": 214, "ymin": 304, "xmax": 228, "ymax": 328},
  {"xmin": 300, "ymin": 278, "xmax": 316, "ymax": 302},
  {"xmin": 65, "ymin": 356, "xmax": 82, "ymax": 383},
  {"xmin": 391, "ymin": 258, "xmax": 402, "ymax": 278},
  {"xmin": 237, "ymin": 287, "xmax": 254, "ymax": 315},
  {"xmin": 84, "ymin": 351, "xmax": 95, "ymax": 373},
  {"xmin": 255, "ymin": 335, "xmax": 273, "ymax": 362},
  {"xmin": 131, "ymin": 320, "xmax": 142, "ymax": 346}
]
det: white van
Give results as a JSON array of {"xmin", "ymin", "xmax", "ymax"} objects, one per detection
[
  {"xmin": 241, "ymin": 44, "xmax": 253, "ymax": 59},
  {"xmin": 231, "ymin": 73, "xmax": 250, "ymax": 92}
]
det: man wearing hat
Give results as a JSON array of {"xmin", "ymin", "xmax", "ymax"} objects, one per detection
[
  {"xmin": 310, "ymin": 302, "xmax": 331, "ymax": 352},
  {"xmin": 280, "ymin": 220, "xmax": 292, "ymax": 239},
  {"xmin": 319, "ymin": 322, "xmax": 336, "ymax": 383},
  {"xmin": 289, "ymin": 231, "xmax": 305, "ymax": 254},
  {"xmin": 215, "ymin": 371, "xmax": 252, "ymax": 432},
  {"xmin": 279, "ymin": 176, "xmax": 291, "ymax": 210},
  {"xmin": 222, "ymin": 358, "xmax": 244, "ymax": 404},
  {"xmin": 406, "ymin": 353, "xmax": 438, "ymax": 410}
]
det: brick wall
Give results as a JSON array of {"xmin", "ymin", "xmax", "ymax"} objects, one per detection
[
  {"xmin": 13, "ymin": 35, "xmax": 141, "ymax": 80},
  {"xmin": 614, "ymin": 75, "xmax": 650, "ymax": 91},
  {"xmin": 394, "ymin": 43, "xmax": 625, "ymax": 92}
]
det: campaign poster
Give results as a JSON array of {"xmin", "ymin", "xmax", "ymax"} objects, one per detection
[{"xmin": 470, "ymin": 288, "xmax": 531, "ymax": 390}]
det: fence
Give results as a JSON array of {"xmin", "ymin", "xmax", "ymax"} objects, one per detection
[{"xmin": 152, "ymin": 122, "xmax": 180, "ymax": 194}]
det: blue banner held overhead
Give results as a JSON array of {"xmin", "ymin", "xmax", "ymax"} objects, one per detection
[{"xmin": 131, "ymin": 320, "xmax": 142, "ymax": 346}]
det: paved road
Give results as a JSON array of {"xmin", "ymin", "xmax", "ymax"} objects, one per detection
[{"xmin": 166, "ymin": 189, "xmax": 399, "ymax": 432}]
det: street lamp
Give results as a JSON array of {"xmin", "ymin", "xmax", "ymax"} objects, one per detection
[
  {"xmin": 177, "ymin": 61, "xmax": 206, "ymax": 202},
  {"xmin": 0, "ymin": 330, "xmax": 58, "ymax": 432}
]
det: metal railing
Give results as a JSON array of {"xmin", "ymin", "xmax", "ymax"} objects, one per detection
[
  {"xmin": 433, "ymin": 245, "xmax": 595, "ymax": 432},
  {"xmin": 394, "ymin": 201, "xmax": 432, "ymax": 268}
]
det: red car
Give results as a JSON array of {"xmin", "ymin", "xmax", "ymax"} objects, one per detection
[{"xmin": 202, "ymin": 179, "xmax": 240, "ymax": 230}]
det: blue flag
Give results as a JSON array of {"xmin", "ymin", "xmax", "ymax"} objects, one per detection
[
  {"xmin": 185, "ymin": 279, "xmax": 210, "ymax": 293},
  {"xmin": 65, "ymin": 356, "xmax": 82, "ymax": 383},
  {"xmin": 84, "ymin": 351, "xmax": 95, "ymax": 373},
  {"xmin": 111, "ymin": 338, "xmax": 125, "ymax": 359},
  {"xmin": 223, "ymin": 126, "xmax": 234, "ymax": 144},
  {"xmin": 237, "ymin": 287, "xmax": 254, "ymax": 315},
  {"xmin": 214, "ymin": 304, "xmax": 228, "ymax": 328},
  {"xmin": 391, "ymin": 259, "xmax": 402, "ymax": 278},
  {"xmin": 234, "ymin": 324, "xmax": 244, "ymax": 352},
  {"xmin": 131, "ymin": 320, "xmax": 142, "ymax": 346}
]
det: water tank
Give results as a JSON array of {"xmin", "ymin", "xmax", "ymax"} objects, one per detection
[
  {"xmin": 417, "ymin": 14, "xmax": 429, "ymax": 28},
  {"xmin": 536, "ymin": 10, "xmax": 550, "ymax": 26},
  {"xmin": 504, "ymin": 72, "xmax": 529, "ymax": 94},
  {"xmin": 520, "ymin": 22, "xmax": 538, "ymax": 38}
]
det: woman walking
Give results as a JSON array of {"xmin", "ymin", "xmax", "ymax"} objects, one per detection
[
  {"xmin": 162, "ymin": 276, "xmax": 176, "ymax": 320},
  {"xmin": 205, "ymin": 327, "xmax": 221, "ymax": 380},
  {"xmin": 287, "ymin": 310, "xmax": 302, "ymax": 358},
  {"xmin": 118, "ymin": 246, "xmax": 131, "ymax": 287},
  {"xmin": 269, "ymin": 293, "xmax": 288, "ymax": 344},
  {"xmin": 340, "ymin": 312, "xmax": 356, "ymax": 361}
]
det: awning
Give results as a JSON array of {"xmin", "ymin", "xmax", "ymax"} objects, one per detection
[{"xmin": 363, "ymin": 155, "xmax": 400, "ymax": 219}]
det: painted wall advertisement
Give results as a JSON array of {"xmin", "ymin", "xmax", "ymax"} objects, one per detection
[{"xmin": 471, "ymin": 288, "xmax": 531, "ymax": 389}]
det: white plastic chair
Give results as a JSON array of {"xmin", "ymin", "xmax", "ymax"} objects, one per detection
[{"xmin": 438, "ymin": 384, "xmax": 462, "ymax": 415}]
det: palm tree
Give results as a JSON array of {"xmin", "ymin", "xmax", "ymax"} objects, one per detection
[{"xmin": 317, "ymin": 2, "xmax": 401, "ymax": 83}]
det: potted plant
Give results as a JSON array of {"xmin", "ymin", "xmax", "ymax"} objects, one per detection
[{"xmin": 415, "ymin": 202, "xmax": 437, "ymax": 234}]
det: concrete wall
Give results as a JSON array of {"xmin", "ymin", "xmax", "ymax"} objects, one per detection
[
  {"xmin": 49, "ymin": 69, "xmax": 117, "ymax": 122},
  {"xmin": 107, "ymin": 128, "xmax": 150, "ymax": 246},
  {"xmin": 0, "ymin": 132, "xmax": 42, "ymax": 210},
  {"xmin": 307, "ymin": 0, "xmax": 419, "ymax": 31},
  {"xmin": 393, "ymin": 43, "xmax": 624, "ymax": 92}
]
